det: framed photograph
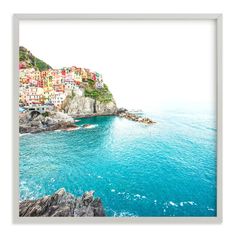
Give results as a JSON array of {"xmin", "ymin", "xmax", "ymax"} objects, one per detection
[{"xmin": 13, "ymin": 14, "xmax": 222, "ymax": 223}]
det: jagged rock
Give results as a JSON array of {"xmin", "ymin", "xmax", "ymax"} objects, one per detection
[
  {"xmin": 50, "ymin": 111, "xmax": 74, "ymax": 123},
  {"xmin": 44, "ymin": 117, "xmax": 57, "ymax": 126},
  {"xmin": 81, "ymin": 190, "xmax": 94, "ymax": 206},
  {"xmin": 19, "ymin": 111, "xmax": 77, "ymax": 134},
  {"xmin": 19, "ymin": 188, "xmax": 105, "ymax": 217}
]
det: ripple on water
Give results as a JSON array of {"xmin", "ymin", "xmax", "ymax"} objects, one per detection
[{"xmin": 20, "ymin": 114, "xmax": 216, "ymax": 216}]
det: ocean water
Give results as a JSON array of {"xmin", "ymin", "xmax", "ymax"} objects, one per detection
[{"xmin": 19, "ymin": 109, "xmax": 216, "ymax": 217}]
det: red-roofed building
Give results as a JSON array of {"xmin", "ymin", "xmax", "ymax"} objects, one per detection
[{"xmin": 19, "ymin": 62, "xmax": 27, "ymax": 69}]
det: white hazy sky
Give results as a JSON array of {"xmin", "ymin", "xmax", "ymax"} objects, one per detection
[{"xmin": 20, "ymin": 20, "xmax": 216, "ymax": 111}]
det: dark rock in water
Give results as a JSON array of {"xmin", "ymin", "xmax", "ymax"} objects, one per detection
[
  {"xmin": 117, "ymin": 111, "xmax": 156, "ymax": 125},
  {"xmin": 19, "ymin": 188, "xmax": 105, "ymax": 217},
  {"xmin": 117, "ymin": 107, "xmax": 128, "ymax": 114}
]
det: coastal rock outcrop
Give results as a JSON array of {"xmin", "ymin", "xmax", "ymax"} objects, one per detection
[
  {"xmin": 62, "ymin": 94, "xmax": 117, "ymax": 117},
  {"xmin": 62, "ymin": 95, "xmax": 95, "ymax": 116},
  {"xmin": 19, "ymin": 188, "xmax": 105, "ymax": 217},
  {"xmin": 95, "ymin": 99, "xmax": 118, "ymax": 116},
  {"xmin": 117, "ymin": 108, "xmax": 128, "ymax": 114},
  {"xmin": 118, "ymin": 110, "xmax": 156, "ymax": 124},
  {"xmin": 19, "ymin": 111, "xmax": 77, "ymax": 134}
]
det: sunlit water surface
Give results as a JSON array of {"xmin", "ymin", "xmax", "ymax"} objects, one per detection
[{"xmin": 20, "ymin": 109, "xmax": 216, "ymax": 216}]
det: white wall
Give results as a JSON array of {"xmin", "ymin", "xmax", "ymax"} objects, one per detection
[{"xmin": 0, "ymin": 0, "xmax": 236, "ymax": 236}]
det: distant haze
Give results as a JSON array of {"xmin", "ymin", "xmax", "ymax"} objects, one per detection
[{"xmin": 20, "ymin": 20, "xmax": 216, "ymax": 112}]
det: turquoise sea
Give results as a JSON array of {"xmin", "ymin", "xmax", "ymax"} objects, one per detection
[{"xmin": 19, "ymin": 109, "xmax": 216, "ymax": 217}]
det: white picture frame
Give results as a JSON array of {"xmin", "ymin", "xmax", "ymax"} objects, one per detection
[{"xmin": 13, "ymin": 13, "xmax": 222, "ymax": 224}]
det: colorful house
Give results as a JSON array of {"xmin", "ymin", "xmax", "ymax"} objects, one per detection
[
  {"xmin": 81, "ymin": 68, "xmax": 88, "ymax": 81},
  {"xmin": 19, "ymin": 62, "xmax": 27, "ymax": 69},
  {"xmin": 19, "ymin": 65, "xmax": 106, "ymax": 108},
  {"xmin": 37, "ymin": 78, "xmax": 44, "ymax": 88},
  {"xmin": 54, "ymin": 84, "xmax": 65, "ymax": 93},
  {"xmin": 43, "ymin": 87, "xmax": 55, "ymax": 104},
  {"xmin": 51, "ymin": 92, "xmax": 66, "ymax": 107},
  {"xmin": 25, "ymin": 87, "xmax": 44, "ymax": 105}
]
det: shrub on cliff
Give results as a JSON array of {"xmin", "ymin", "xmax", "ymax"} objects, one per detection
[
  {"xmin": 42, "ymin": 111, "xmax": 50, "ymax": 117},
  {"xmin": 84, "ymin": 83, "xmax": 113, "ymax": 103}
]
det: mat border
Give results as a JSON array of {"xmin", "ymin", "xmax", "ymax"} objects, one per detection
[{"xmin": 13, "ymin": 13, "xmax": 223, "ymax": 224}]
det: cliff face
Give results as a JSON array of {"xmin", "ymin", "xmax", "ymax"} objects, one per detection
[
  {"xmin": 19, "ymin": 188, "xmax": 105, "ymax": 217},
  {"xmin": 64, "ymin": 76, "xmax": 118, "ymax": 117},
  {"xmin": 95, "ymin": 99, "xmax": 117, "ymax": 115},
  {"xmin": 62, "ymin": 94, "xmax": 117, "ymax": 117}
]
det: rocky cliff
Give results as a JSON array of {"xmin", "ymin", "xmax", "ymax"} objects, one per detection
[
  {"xmin": 19, "ymin": 188, "xmax": 105, "ymax": 217},
  {"xmin": 62, "ymin": 94, "xmax": 117, "ymax": 117},
  {"xmin": 61, "ymin": 74, "xmax": 117, "ymax": 117}
]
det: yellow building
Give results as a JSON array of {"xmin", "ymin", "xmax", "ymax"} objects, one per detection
[
  {"xmin": 43, "ymin": 87, "xmax": 55, "ymax": 104},
  {"xmin": 81, "ymin": 68, "xmax": 88, "ymax": 81},
  {"xmin": 43, "ymin": 76, "xmax": 53, "ymax": 89}
]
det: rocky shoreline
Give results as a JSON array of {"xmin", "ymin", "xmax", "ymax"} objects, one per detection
[
  {"xmin": 19, "ymin": 188, "xmax": 105, "ymax": 217},
  {"xmin": 19, "ymin": 111, "xmax": 77, "ymax": 134},
  {"xmin": 117, "ymin": 108, "xmax": 156, "ymax": 124},
  {"xmin": 19, "ymin": 108, "xmax": 155, "ymax": 134},
  {"xmin": 74, "ymin": 113, "xmax": 116, "ymax": 119},
  {"xmin": 19, "ymin": 110, "xmax": 118, "ymax": 134}
]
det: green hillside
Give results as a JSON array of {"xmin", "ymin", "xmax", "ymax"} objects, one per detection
[{"xmin": 19, "ymin": 46, "xmax": 52, "ymax": 71}]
